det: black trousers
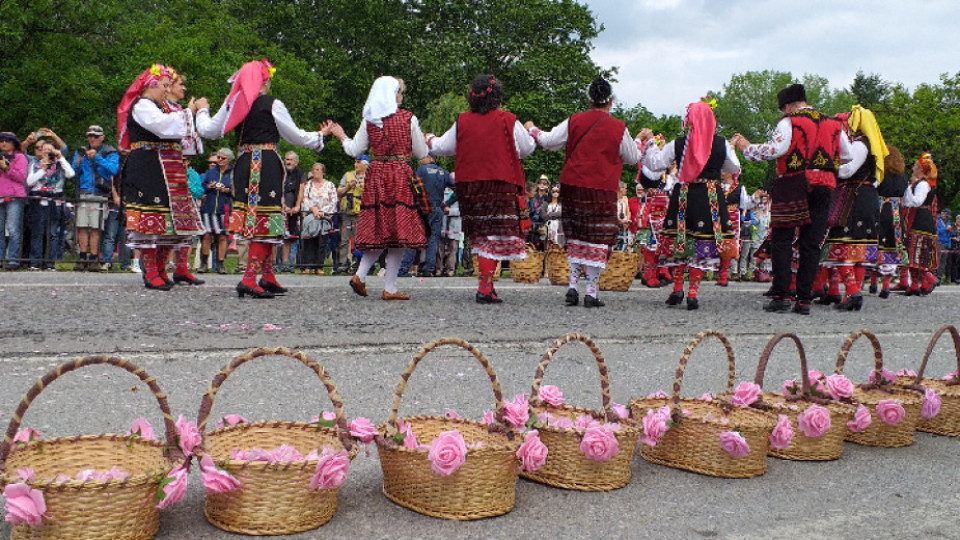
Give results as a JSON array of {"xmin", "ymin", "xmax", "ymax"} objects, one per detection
[{"xmin": 770, "ymin": 185, "xmax": 832, "ymax": 302}]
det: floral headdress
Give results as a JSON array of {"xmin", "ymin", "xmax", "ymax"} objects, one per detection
[{"xmin": 117, "ymin": 63, "xmax": 176, "ymax": 150}]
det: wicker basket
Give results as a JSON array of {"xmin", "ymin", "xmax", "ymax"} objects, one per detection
[
  {"xmin": 629, "ymin": 330, "xmax": 776, "ymax": 478},
  {"xmin": 750, "ymin": 333, "xmax": 855, "ymax": 461},
  {"xmin": 545, "ymin": 243, "xmax": 570, "ymax": 286},
  {"xmin": 893, "ymin": 325, "xmax": 960, "ymax": 437},
  {"xmin": 196, "ymin": 347, "xmax": 358, "ymax": 536},
  {"xmin": 598, "ymin": 248, "xmax": 640, "ymax": 292},
  {"xmin": 523, "ymin": 334, "xmax": 641, "ymax": 491},
  {"xmin": 0, "ymin": 356, "xmax": 184, "ymax": 540},
  {"xmin": 834, "ymin": 330, "xmax": 923, "ymax": 447},
  {"xmin": 376, "ymin": 337, "xmax": 521, "ymax": 520},
  {"xmin": 509, "ymin": 244, "xmax": 544, "ymax": 283},
  {"xmin": 471, "ymin": 255, "xmax": 501, "ymax": 281}
]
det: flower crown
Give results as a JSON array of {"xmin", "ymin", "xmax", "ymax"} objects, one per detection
[
  {"xmin": 262, "ymin": 59, "xmax": 276, "ymax": 79},
  {"xmin": 700, "ymin": 95, "xmax": 717, "ymax": 110},
  {"xmin": 469, "ymin": 75, "xmax": 497, "ymax": 98}
]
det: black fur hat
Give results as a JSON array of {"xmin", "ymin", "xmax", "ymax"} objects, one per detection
[{"xmin": 777, "ymin": 83, "xmax": 806, "ymax": 110}]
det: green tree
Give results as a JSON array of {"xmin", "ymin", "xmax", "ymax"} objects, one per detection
[{"xmin": 849, "ymin": 70, "xmax": 892, "ymax": 108}]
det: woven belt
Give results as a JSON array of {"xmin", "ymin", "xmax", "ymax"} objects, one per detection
[
  {"xmin": 130, "ymin": 141, "xmax": 182, "ymax": 151},
  {"xmin": 372, "ymin": 155, "xmax": 408, "ymax": 162},
  {"xmin": 239, "ymin": 143, "xmax": 277, "ymax": 152}
]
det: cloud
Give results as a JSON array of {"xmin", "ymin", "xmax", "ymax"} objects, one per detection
[{"xmin": 587, "ymin": 0, "xmax": 959, "ymax": 115}]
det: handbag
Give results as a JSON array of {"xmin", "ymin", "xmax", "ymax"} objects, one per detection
[{"xmin": 301, "ymin": 213, "xmax": 331, "ymax": 239}]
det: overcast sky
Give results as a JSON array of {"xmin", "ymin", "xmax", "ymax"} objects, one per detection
[{"xmin": 587, "ymin": 0, "xmax": 959, "ymax": 116}]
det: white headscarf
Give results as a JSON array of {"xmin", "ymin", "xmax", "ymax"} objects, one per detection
[{"xmin": 362, "ymin": 76, "xmax": 401, "ymax": 128}]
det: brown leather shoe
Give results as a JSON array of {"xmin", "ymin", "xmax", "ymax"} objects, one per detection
[
  {"xmin": 382, "ymin": 290, "xmax": 410, "ymax": 301},
  {"xmin": 349, "ymin": 274, "xmax": 368, "ymax": 297}
]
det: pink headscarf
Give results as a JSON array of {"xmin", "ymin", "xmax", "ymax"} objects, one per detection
[
  {"xmin": 117, "ymin": 64, "xmax": 175, "ymax": 150},
  {"xmin": 677, "ymin": 101, "xmax": 717, "ymax": 185},
  {"xmin": 220, "ymin": 59, "xmax": 275, "ymax": 136}
]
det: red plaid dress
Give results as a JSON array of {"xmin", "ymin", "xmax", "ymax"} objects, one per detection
[{"xmin": 356, "ymin": 110, "xmax": 426, "ymax": 250}]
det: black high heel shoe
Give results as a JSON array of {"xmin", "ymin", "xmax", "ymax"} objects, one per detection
[
  {"xmin": 173, "ymin": 273, "xmax": 205, "ymax": 285},
  {"xmin": 236, "ymin": 282, "xmax": 275, "ymax": 299},
  {"xmin": 815, "ymin": 294, "xmax": 842, "ymax": 305},
  {"xmin": 686, "ymin": 297, "xmax": 699, "ymax": 310},
  {"xmin": 835, "ymin": 294, "xmax": 863, "ymax": 311},
  {"xmin": 259, "ymin": 279, "xmax": 288, "ymax": 294},
  {"xmin": 665, "ymin": 291, "xmax": 684, "ymax": 305}
]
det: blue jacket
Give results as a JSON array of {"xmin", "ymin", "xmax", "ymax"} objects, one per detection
[
  {"xmin": 415, "ymin": 162, "xmax": 455, "ymax": 207},
  {"xmin": 72, "ymin": 145, "xmax": 119, "ymax": 195},
  {"xmin": 938, "ymin": 216, "xmax": 951, "ymax": 247},
  {"xmin": 200, "ymin": 166, "xmax": 233, "ymax": 214}
]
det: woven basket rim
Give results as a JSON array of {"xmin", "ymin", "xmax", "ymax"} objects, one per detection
[
  {"xmin": 754, "ymin": 392, "xmax": 858, "ymax": 415},
  {"xmin": 530, "ymin": 403, "xmax": 640, "ymax": 435},
  {"xmin": 375, "ymin": 415, "xmax": 520, "ymax": 454},
  {"xmin": 199, "ymin": 421, "xmax": 358, "ymax": 468},
  {"xmin": 895, "ymin": 377, "xmax": 960, "ymax": 396},
  {"xmin": 5, "ymin": 435, "xmax": 172, "ymax": 489},
  {"xmin": 853, "ymin": 385, "xmax": 924, "ymax": 405},
  {"xmin": 630, "ymin": 397, "xmax": 777, "ymax": 429}
]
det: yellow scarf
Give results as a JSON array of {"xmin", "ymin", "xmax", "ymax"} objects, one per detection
[{"xmin": 848, "ymin": 105, "xmax": 889, "ymax": 184}]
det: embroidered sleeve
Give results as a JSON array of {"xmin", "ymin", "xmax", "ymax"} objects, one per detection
[{"xmin": 743, "ymin": 118, "xmax": 792, "ymax": 161}]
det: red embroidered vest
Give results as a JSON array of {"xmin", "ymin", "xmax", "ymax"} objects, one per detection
[
  {"xmin": 775, "ymin": 109, "xmax": 842, "ymax": 189},
  {"xmin": 454, "ymin": 110, "xmax": 525, "ymax": 187},
  {"xmin": 560, "ymin": 110, "xmax": 626, "ymax": 193}
]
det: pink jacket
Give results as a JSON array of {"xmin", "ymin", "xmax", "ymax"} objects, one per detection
[{"xmin": 0, "ymin": 152, "xmax": 28, "ymax": 198}]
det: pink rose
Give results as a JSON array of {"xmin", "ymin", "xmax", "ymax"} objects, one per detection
[
  {"xmin": 175, "ymin": 415, "xmax": 202, "ymax": 457},
  {"xmin": 309, "ymin": 447, "xmax": 350, "ymax": 490},
  {"xmin": 215, "ymin": 414, "xmax": 249, "ymax": 430},
  {"xmin": 825, "ymin": 374, "xmax": 854, "ymax": 400},
  {"xmin": 444, "ymin": 409, "xmax": 461, "ymax": 419},
  {"xmin": 155, "ymin": 464, "xmax": 188, "ymax": 510},
  {"xmin": 427, "ymin": 430, "xmax": 468, "ymax": 476},
  {"xmin": 719, "ymin": 431, "xmax": 750, "ymax": 458},
  {"xmin": 127, "ymin": 418, "xmax": 157, "ymax": 441},
  {"xmin": 503, "ymin": 394, "xmax": 530, "ymax": 429},
  {"xmin": 731, "ymin": 381, "xmax": 762, "ymax": 407},
  {"xmin": 876, "ymin": 399, "xmax": 907, "ymax": 426},
  {"xmin": 580, "ymin": 425, "xmax": 619, "ymax": 462},
  {"xmin": 13, "ymin": 428, "xmax": 41, "ymax": 444},
  {"xmin": 200, "ymin": 454, "xmax": 241, "ymax": 494},
  {"xmin": 611, "ymin": 402, "xmax": 630, "ymax": 420},
  {"xmin": 768, "ymin": 414, "xmax": 794, "ymax": 450},
  {"xmin": 867, "ymin": 368, "xmax": 897, "ymax": 385},
  {"xmin": 103, "ymin": 466, "xmax": 129, "ymax": 480},
  {"xmin": 641, "ymin": 408, "xmax": 670, "ymax": 447},
  {"xmin": 480, "ymin": 409, "xmax": 496, "ymax": 424},
  {"xmin": 875, "ymin": 399, "xmax": 906, "ymax": 425},
  {"xmin": 75, "ymin": 469, "xmax": 101, "ymax": 481},
  {"xmin": 536, "ymin": 411, "xmax": 554, "ymax": 426},
  {"xmin": 2, "ymin": 483, "xmax": 47, "ymax": 526},
  {"xmin": 700, "ymin": 393, "xmax": 714, "ymax": 401},
  {"xmin": 16, "ymin": 468, "xmax": 36, "ymax": 481},
  {"xmin": 812, "ymin": 380, "xmax": 828, "ymax": 396},
  {"xmin": 348, "ymin": 417, "xmax": 378, "ymax": 444},
  {"xmin": 944, "ymin": 369, "xmax": 959, "ymax": 381},
  {"xmin": 807, "ymin": 369, "xmax": 824, "ymax": 382},
  {"xmin": 846, "ymin": 404, "xmax": 872, "ymax": 432},
  {"xmin": 922, "ymin": 388, "xmax": 942, "ymax": 419},
  {"xmin": 268, "ymin": 444, "xmax": 305, "ymax": 462},
  {"xmin": 551, "ymin": 416, "xmax": 574, "ymax": 429},
  {"xmin": 897, "ymin": 369, "xmax": 917, "ymax": 377},
  {"xmin": 574, "ymin": 415, "xmax": 601, "ymax": 430},
  {"xmin": 647, "ymin": 390, "xmax": 669, "ymax": 398},
  {"xmin": 398, "ymin": 420, "xmax": 419, "ymax": 449},
  {"xmin": 796, "ymin": 405, "xmax": 832, "ymax": 438},
  {"xmin": 538, "ymin": 385, "xmax": 565, "ymax": 407},
  {"xmin": 515, "ymin": 430, "xmax": 548, "ymax": 472},
  {"xmin": 782, "ymin": 379, "xmax": 800, "ymax": 396}
]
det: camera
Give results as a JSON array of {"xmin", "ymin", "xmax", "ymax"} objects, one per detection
[
  {"xmin": 47, "ymin": 152, "xmax": 56, "ymax": 162},
  {"xmin": 0, "ymin": 152, "xmax": 13, "ymax": 162}
]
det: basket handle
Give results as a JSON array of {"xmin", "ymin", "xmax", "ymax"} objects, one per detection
[
  {"xmin": 912, "ymin": 325, "xmax": 960, "ymax": 389},
  {"xmin": 196, "ymin": 347, "xmax": 353, "ymax": 450},
  {"xmin": 753, "ymin": 333, "xmax": 829, "ymax": 404},
  {"xmin": 833, "ymin": 329, "xmax": 887, "ymax": 391},
  {"xmin": 671, "ymin": 330, "xmax": 736, "ymax": 412},
  {"xmin": 386, "ymin": 337, "xmax": 504, "ymax": 426},
  {"xmin": 528, "ymin": 334, "xmax": 613, "ymax": 421},
  {"xmin": 0, "ymin": 355, "xmax": 180, "ymax": 475}
]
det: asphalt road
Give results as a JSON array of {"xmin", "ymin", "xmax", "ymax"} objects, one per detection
[{"xmin": 1, "ymin": 272, "xmax": 959, "ymax": 539}]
